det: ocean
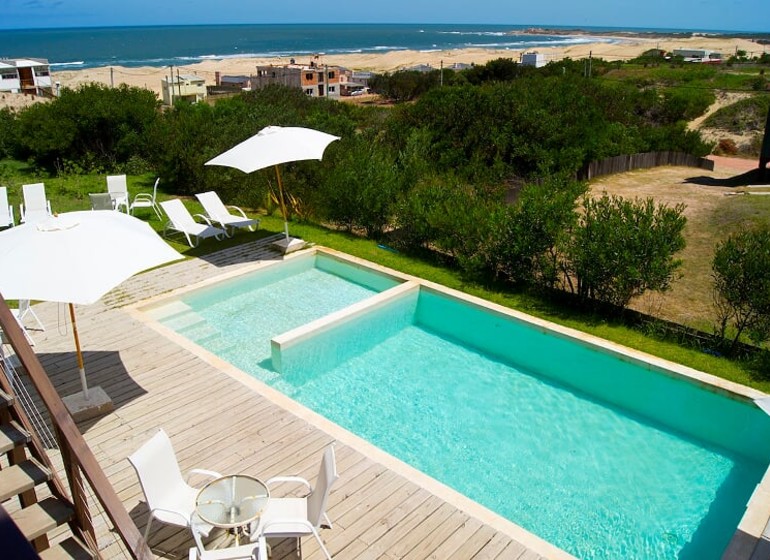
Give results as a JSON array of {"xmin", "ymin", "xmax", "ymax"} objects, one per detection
[{"xmin": 0, "ymin": 23, "xmax": 696, "ymax": 70}]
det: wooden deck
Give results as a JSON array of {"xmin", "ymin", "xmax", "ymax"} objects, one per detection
[{"xmin": 13, "ymin": 235, "xmax": 555, "ymax": 560}]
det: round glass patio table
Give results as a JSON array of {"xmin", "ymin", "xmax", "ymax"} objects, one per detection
[{"xmin": 195, "ymin": 474, "xmax": 270, "ymax": 533}]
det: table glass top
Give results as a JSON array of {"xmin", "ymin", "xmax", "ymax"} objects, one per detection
[{"xmin": 196, "ymin": 475, "xmax": 269, "ymax": 528}]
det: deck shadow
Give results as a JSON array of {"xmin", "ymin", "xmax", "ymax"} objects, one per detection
[
  {"xmin": 34, "ymin": 350, "xmax": 147, "ymax": 432},
  {"xmin": 685, "ymin": 168, "xmax": 769, "ymax": 188}
]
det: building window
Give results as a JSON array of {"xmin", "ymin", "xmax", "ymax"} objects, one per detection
[
  {"xmin": 328, "ymin": 86, "xmax": 335, "ymax": 93},
  {"xmin": 1, "ymin": 72, "xmax": 17, "ymax": 80},
  {"xmin": 305, "ymin": 88, "xmax": 313, "ymax": 95},
  {"xmin": 305, "ymin": 73, "xmax": 313, "ymax": 80},
  {"xmin": 328, "ymin": 71, "xmax": 335, "ymax": 79}
]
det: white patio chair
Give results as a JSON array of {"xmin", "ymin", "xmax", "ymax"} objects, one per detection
[
  {"xmin": 189, "ymin": 522, "xmax": 267, "ymax": 560},
  {"xmin": 89, "ymin": 193, "xmax": 114, "ymax": 211},
  {"xmin": 130, "ymin": 177, "xmax": 163, "ymax": 220},
  {"xmin": 249, "ymin": 444, "xmax": 338, "ymax": 560},
  {"xmin": 13, "ymin": 299, "xmax": 44, "ymax": 332},
  {"xmin": 159, "ymin": 199, "xmax": 226, "ymax": 248},
  {"xmin": 20, "ymin": 183, "xmax": 52, "ymax": 224},
  {"xmin": 195, "ymin": 191, "xmax": 260, "ymax": 238},
  {"xmin": 0, "ymin": 186, "xmax": 14, "ymax": 228},
  {"xmin": 127, "ymin": 428, "xmax": 223, "ymax": 543},
  {"xmin": 106, "ymin": 174, "xmax": 130, "ymax": 213}
]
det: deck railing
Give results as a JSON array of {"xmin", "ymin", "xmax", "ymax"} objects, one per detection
[{"xmin": 0, "ymin": 293, "xmax": 152, "ymax": 560}]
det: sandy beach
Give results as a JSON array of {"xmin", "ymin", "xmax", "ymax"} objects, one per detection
[{"xmin": 3, "ymin": 33, "xmax": 766, "ymax": 108}]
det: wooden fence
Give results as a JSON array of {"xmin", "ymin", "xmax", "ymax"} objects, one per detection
[{"xmin": 578, "ymin": 151, "xmax": 714, "ymax": 180}]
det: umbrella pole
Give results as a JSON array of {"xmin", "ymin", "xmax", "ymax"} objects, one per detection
[
  {"xmin": 68, "ymin": 303, "xmax": 89, "ymax": 399},
  {"xmin": 274, "ymin": 165, "xmax": 290, "ymax": 240}
]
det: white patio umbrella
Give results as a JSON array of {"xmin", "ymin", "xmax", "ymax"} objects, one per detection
[
  {"xmin": 205, "ymin": 125, "xmax": 340, "ymax": 241},
  {"xmin": 0, "ymin": 211, "xmax": 183, "ymax": 402}
]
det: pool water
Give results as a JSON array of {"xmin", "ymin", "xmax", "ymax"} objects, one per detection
[{"xmin": 151, "ymin": 252, "xmax": 770, "ymax": 560}]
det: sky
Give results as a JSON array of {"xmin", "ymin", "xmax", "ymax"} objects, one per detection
[{"xmin": 1, "ymin": 0, "xmax": 767, "ymax": 32}]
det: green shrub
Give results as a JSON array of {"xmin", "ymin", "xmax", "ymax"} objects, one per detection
[
  {"xmin": 712, "ymin": 224, "xmax": 770, "ymax": 353},
  {"xmin": 565, "ymin": 194, "xmax": 687, "ymax": 308}
]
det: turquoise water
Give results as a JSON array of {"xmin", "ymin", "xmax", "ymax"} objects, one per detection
[{"xmin": 154, "ymin": 254, "xmax": 770, "ymax": 560}]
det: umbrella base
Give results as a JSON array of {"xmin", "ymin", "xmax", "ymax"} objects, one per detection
[
  {"xmin": 62, "ymin": 386, "xmax": 114, "ymax": 422},
  {"xmin": 271, "ymin": 236, "xmax": 307, "ymax": 255}
]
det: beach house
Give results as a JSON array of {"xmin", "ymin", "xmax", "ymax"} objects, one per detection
[
  {"xmin": 521, "ymin": 52, "xmax": 547, "ymax": 68},
  {"xmin": 225, "ymin": 58, "xmax": 342, "ymax": 99},
  {"xmin": 161, "ymin": 74, "xmax": 207, "ymax": 105},
  {"xmin": 0, "ymin": 58, "xmax": 53, "ymax": 96},
  {"xmin": 672, "ymin": 48, "xmax": 723, "ymax": 63}
]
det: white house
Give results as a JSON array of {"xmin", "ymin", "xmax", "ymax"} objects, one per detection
[
  {"xmin": 161, "ymin": 74, "xmax": 207, "ymax": 105},
  {"xmin": 672, "ymin": 49, "xmax": 722, "ymax": 63},
  {"xmin": 0, "ymin": 58, "xmax": 53, "ymax": 95},
  {"xmin": 521, "ymin": 52, "xmax": 546, "ymax": 68}
]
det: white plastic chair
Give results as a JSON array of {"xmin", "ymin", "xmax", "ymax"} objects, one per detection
[
  {"xmin": 20, "ymin": 183, "xmax": 52, "ymax": 224},
  {"xmin": 189, "ymin": 523, "xmax": 267, "ymax": 560},
  {"xmin": 130, "ymin": 177, "xmax": 163, "ymax": 220},
  {"xmin": 159, "ymin": 199, "xmax": 226, "ymax": 248},
  {"xmin": 195, "ymin": 191, "xmax": 259, "ymax": 238},
  {"xmin": 0, "ymin": 186, "xmax": 14, "ymax": 228},
  {"xmin": 89, "ymin": 193, "xmax": 114, "ymax": 211},
  {"xmin": 249, "ymin": 444, "xmax": 338, "ymax": 560},
  {"xmin": 106, "ymin": 174, "xmax": 130, "ymax": 213},
  {"xmin": 127, "ymin": 429, "xmax": 223, "ymax": 543},
  {"xmin": 13, "ymin": 300, "xmax": 44, "ymax": 332}
]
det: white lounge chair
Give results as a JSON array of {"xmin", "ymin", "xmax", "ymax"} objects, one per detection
[
  {"xmin": 195, "ymin": 191, "xmax": 260, "ymax": 238},
  {"xmin": 189, "ymin": 522, "xmax": 267, "ymax": 560},
  {"xmin": 249, "ymin": 444, "xmax": 338, "ymax": 560},
  {"xmin": 160, "ymin": 199, "xmax": 226, "ymax": 248},
  {"xmin": 106, "ymin": 174, "xmax": 130, "ymax": 213},
  {"xmin": 0, "ymin": 186, "xmax": 14, "ymax": 228},
  {"xmin": 20, "ymin": 183, "xmax": 52, "ymax": 224},
  {"xmin": 128, "ymin": 429, "xmax": 223, "ymax": 544},
  {"xmin": 130, "ymin": 177, "xmax": 163, "ymax": 220}
]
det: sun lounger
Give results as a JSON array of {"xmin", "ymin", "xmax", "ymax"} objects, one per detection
[
  {"xmin": 195, "ymin": 191, "xmax": 259, "ymax": 238},
  {"xmin": 159, "ymin": 199, "xmax": 226, "ymax": 248}
]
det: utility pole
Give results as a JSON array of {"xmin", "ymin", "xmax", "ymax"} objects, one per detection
[
  {"xmin": 588, "ymin": 51, "xmax": 593, "ymax": 78},
  {"xmin": 440, "ymin": 60, "xmax": 444, "ymax": 86},
  {"xmin": 110, "ymin": 67, "xmax": 114, "ymax": 88},
  {"xmin": 177, "ymin": 68, "xmax": 182, "ymax": 98},
  {"xmin": 169, "ymin": 65, "xmax": 174, "ymax": 104}
]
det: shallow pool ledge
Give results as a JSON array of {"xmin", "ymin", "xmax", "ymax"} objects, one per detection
[
  {"xmin": 271, "ymin": 280, "xmax": 420, "ymax": 372},
  {"xmin": 723, "ymin": 465, "xmax": 770, "ymax": 559}
]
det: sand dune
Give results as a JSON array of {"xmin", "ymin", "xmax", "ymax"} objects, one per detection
[{"xmin": 4, "ymin": 34, "xmax": 766, "ymax": 106}]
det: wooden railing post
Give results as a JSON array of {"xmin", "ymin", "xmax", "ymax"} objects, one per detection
[{"xmin": 56, "ymin": 426, "xmax": 96, "ymax": 548}]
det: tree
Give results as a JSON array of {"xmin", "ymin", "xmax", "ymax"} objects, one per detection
[
  {"xmin": 485, "ymin": 177, "xmax": 586, "ymax": 288},
  {"xmin": 565, "ymin": 194, "xmax": 686, "ymax": 308},
  {"xmin": 314, "ymin": 133, "xmax": 401, "ymax": 238},
  {"xmin": 15, "ymin": 84, "xmax": 159, "ymax": 172},
  {"xmin": 712, "ymin": 225, "xmax": 770, "ymax": 353}
]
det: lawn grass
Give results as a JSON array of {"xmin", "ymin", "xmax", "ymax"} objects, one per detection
[{"xmin": 3, "ymin": 165, "xmax": 769, "ymax": 393}]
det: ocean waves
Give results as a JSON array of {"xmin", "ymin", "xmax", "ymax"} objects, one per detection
[{"xmin": 0, "ymin": 23, "xmax": 624, "ymax": 70}]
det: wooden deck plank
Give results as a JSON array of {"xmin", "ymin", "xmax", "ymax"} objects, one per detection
[{"xmin": 10, "ymin": 238, "xmax": 556, "ymax": 560}]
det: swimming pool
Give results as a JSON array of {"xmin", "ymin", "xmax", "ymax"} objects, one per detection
[{"xmin": 143, "ymin": 248, "xmax": 770, "ymax": 560}]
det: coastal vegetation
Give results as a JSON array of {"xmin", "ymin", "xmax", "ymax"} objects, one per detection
[{"xmin": 1, "ymin": 54, "xmax": 769, "ymax": 380}]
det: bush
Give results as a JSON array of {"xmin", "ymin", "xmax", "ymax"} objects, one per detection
[
  {"xmin": 484, "ymin": 177, "xmax": 586, "ymax": 287},
  {"xmin": 14, "ymin": 84, "xmax": 160, "ymax": 172},
  {"xmin": 714, "ymin": 138, "xmax": 739, "ymax": 156},
  {"xmin": 712, "ymin": 225, "xmax": 770, "ymax": 353},
  {"xmin": 565, "ymin": 194, "xmax": 687, "ymax": 308}
]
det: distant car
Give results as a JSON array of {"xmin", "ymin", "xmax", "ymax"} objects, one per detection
[{"xmin": 350, "ymin": 88, "xmax": 369, "ymax": 96}]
